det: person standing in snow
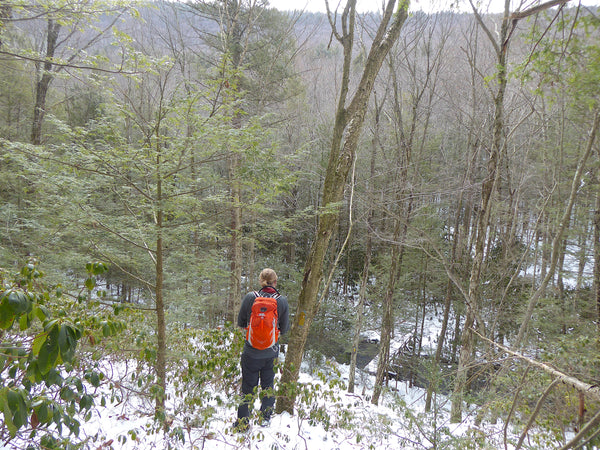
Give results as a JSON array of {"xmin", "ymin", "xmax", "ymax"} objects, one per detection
[{"xmin": 235, "ymin": 268, "xmax": 290, "ymax": 430}]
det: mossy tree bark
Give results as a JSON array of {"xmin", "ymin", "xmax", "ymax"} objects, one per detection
[{"xmin": 276, "ymin": 0, "xmax": 410, "ymax": 415}]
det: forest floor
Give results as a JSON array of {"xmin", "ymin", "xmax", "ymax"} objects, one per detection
[
  {"xmin": 1, "ymin": 312, "xmax": 578, "ymax": 449},
  {"xmin": 78, "ymin": 359, "xmax": 480, "ymax": 450},
  {"xmin": 74, "ymin": 319, "xmax": 570, "ymax": 450}
]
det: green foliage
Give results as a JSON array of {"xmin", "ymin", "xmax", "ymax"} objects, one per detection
[
  {"xmin": 0, "ymin": 258, "xmax": 125, "ymax": 447},
  {"xmin": 169, "ymin": 324, "xmax": 243, "ymax": 428},
  {"xmin": 0, "ymin": 58, "xmax": 33, "ymax": 141},
  {"xmin": 521, "ymin": 8, "xmax": 600, "ymax": 112},
  {"xmin": 277, "ymin": 359, "xmax": 354, "ymax": 435}
]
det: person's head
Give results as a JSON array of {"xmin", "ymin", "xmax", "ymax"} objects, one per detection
[{"xmin": 259, "ymin": 268, "xmax": 277, "ymax": 287}]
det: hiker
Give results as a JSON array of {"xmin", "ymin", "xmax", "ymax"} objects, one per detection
[{"xmin": 235, "ymin": 268, "xmax": 290, "ymax": 430}]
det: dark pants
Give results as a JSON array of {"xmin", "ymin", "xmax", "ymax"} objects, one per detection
[{"xmin": 237, "ymin": 353, "xmax": 276, "ymax": 421}]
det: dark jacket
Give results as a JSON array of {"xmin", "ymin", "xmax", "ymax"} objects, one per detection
[{"xmin": 238, "ymin": 286, "xmax": 290, "ymax": 359}]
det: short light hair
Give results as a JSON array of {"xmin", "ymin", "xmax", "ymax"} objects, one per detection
[{"xmin": 259, "ymin": 268, "xmax": 277, "ymax": 287}]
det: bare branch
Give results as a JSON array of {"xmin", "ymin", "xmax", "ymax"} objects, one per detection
[
  {"xmin": 468, "ymin": 0, "xmax": 501, "ymax": 56},
  {"xmin": 89, "ymin": 242, "xmax": 156, "ymax": 291},
  {"xmin": 515, "ymin": 378, "xmax": 561, "ymax": 450},
  {"xmin": 0, "ymin": 50, "xmax": 138, "ymax": 74},
  {"xmin": 474, "ymin": 330, "xmax": 600, "ymax": 404},
  {"xmin": 515, "ymin": 110, "xmax": 600, "ymax": 346},
  {"xmin": 511, "ymin": 0, "xmax": 571, "ymax": 20},
  {"xmin": 562, "ymin": 412, "xmax": 600, "ymax": 450}
]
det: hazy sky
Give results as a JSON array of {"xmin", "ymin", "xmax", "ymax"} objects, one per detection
[
  {"xmin": 267, "ymin": 0, "xmax": 595, "ymax": 14},
  {"xmin": 267, "ymin": 0, "xmax": 503, "ymax": 13}
]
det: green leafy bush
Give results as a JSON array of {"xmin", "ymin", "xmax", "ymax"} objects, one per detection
[{"xmin": 0, "ymin": 258, "xmax": 125, "ymax": 449}]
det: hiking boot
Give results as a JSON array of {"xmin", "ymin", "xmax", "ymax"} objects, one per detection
[{"xmin": 258, "ymin": 414, "xmax": 271, "ymax": 427}]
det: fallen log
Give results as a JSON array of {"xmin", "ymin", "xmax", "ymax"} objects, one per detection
[{"xmin": 473, "ymin": 330, "xmax": 600, "ymax": 404}]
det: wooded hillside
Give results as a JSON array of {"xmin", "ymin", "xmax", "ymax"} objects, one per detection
[{"xmin": 1, "ymin": 0, "xmax": 600, "ymax": 448}]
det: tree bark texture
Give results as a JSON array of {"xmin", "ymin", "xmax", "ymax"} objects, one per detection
[
  {"xmin": 348, "ymin": 98, "xmax": 380, "ymax": 393},
  {"xmin": 154, "ymin": 132, "xmax": 167, "ymax": 420},
  {"xmin": 227, "ymin": 1, "xmax": 244, "ymax": 323},
  {"xmin": 595, "ymin": 186, "xmax": 600, "ymax": 337},
  {"xmin": 276, "ymin": 0, "xmax": 409, "ymax": 415},
  {"xmin": 451, "ymin": 0, "xmax": 511, "ymax": 422},
  {"xmin": 31, "ymin": 18, "xmax": 60, "ymax": 145}
]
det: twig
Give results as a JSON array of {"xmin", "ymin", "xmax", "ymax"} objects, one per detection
[
  {"xmin": 560, "ymin": 409, "xmax": 600, "ymax": 450},
  {"xmin": 511, "ymin": 0, "xmax": 570, "ymax": 20},
  {"xmin": 514, "ymin": 378, "xmax": 560, "ymax": 450},
  {"xmin": 473, "ymin": 329, "xmax": 600, "ymax": 404},
  {"xmin": 504, "ymin": 365, "xmax": 531, "ymax": 450}
]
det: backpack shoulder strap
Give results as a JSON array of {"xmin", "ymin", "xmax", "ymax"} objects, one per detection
[{"xmin": 256, "ymin": 288, "xmax": 280, "ymax": 299}]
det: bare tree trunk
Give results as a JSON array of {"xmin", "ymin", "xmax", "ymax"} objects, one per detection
[
  {"xmin": 595, "ymin": 187, "xmax": 600, "ymax": 338},
  {"xmin": 228, "ymin": 148, "xmax": 243, "ymax": 322},
  {"xmin": 246, "ymin": 212, "xmax": 256, "ymax": 294},
  {"xmin": 226, "ymin": 2, "xmax": 244, "ymax": 322},
  {"xmin": 32, "ymin": 18, "xmax": 60, "ymax": 145},
  {"xmin": 372, "ymin": 216, "xmax": 403, "ymax": 405},
  {"xmin": 348, "ymin": 97, "xmax": 381, "ymax": 393},
  {"xmin": 425, "ymin": 100, "xmax": 477, "ymax": 409},
  {"xmin": 347, "ymin": 225, "xmax": 371, "ymax": 394},
  {"xmin": 575, "ymin": 225, "xmax": 586, "ymax": 297},
  {"xmin": 0, "ymin": 2, "xmax": 11, "ymax": 48},
  {"xmin": 284, "ymin": 188, "xmax": 298, "ymax": 265},
  {"xmin": 154, "ymin": 129, "xmax": 167, "ymax": 421},
  {"xmin": 454, "ymin": 2, "xmax": 577, "ymax": 428},
  {"xmin": 514, "ymin": 111, "xmax": 600, "ymax": 347},
  {"xmin": 477, "ymin": 331, "xmax": 600, "ymax": 404},
  {"xmin": 276, "ymin": 0, "xmax": 409, "ymax": 415},
  {"xmin": 476, "ymin": 111, "xmax": 600, "ymax": 429},
  {"xmin": 558, "ymin": 235, "xmax": 568, "ymax": 334},
  {"xmin": 451, "ymin": 0, "xmax": 512, "ymax": 421},
  {"xmin": 416, "ymin": 255, "xmax": 427, "ymax": 362},
  {"xmin": 425, "ymin": 200, "xmax": 463, "ymax": 410}
]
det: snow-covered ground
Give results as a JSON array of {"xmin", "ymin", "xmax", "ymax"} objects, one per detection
[
  {"xmin": 1, "ymin": 311, "xmax": 585, "ymax": 449},
  {"xmin": 75, "ymin": 357, "xmax": 477, "ymax": 450},
  {"xmin": 69, "ymin": 314, "xmax": 530, "ymax": 450}
]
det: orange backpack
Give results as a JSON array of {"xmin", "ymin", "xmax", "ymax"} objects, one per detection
[{"xmin": 246, "ymin": 291, "xmax": 280, "ymax": 350}]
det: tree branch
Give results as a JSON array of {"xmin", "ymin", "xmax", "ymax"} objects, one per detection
[
  {"xmin": 511, "ymin": 0, "xmax": 570, "ymax": 20},
  {"xmin": 559, "ymin": 409, "xmax": 600, "ymax": 450},
  {"xmin": 474, "ymin": 330, "xmax": 600, "ymax": 404},
  {"xmin": 515, "ymin": 110, "xmax": 600, "ymax": 346},
  {"xmin": 515, "ymin": 378, "xmax": 561, "ymax": 450},
  {"xmin": 0, "ymin": 50, "xmax": 138, "ymax": 74}
]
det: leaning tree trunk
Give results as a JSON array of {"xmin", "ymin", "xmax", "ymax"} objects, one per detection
[
  {"xmin": 514, "ymin": 111, "xmax": 600, "ymax": 347},
  {"xmin": 276, "ymin": 0, "xmax": 410, "ymax": 415}
]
